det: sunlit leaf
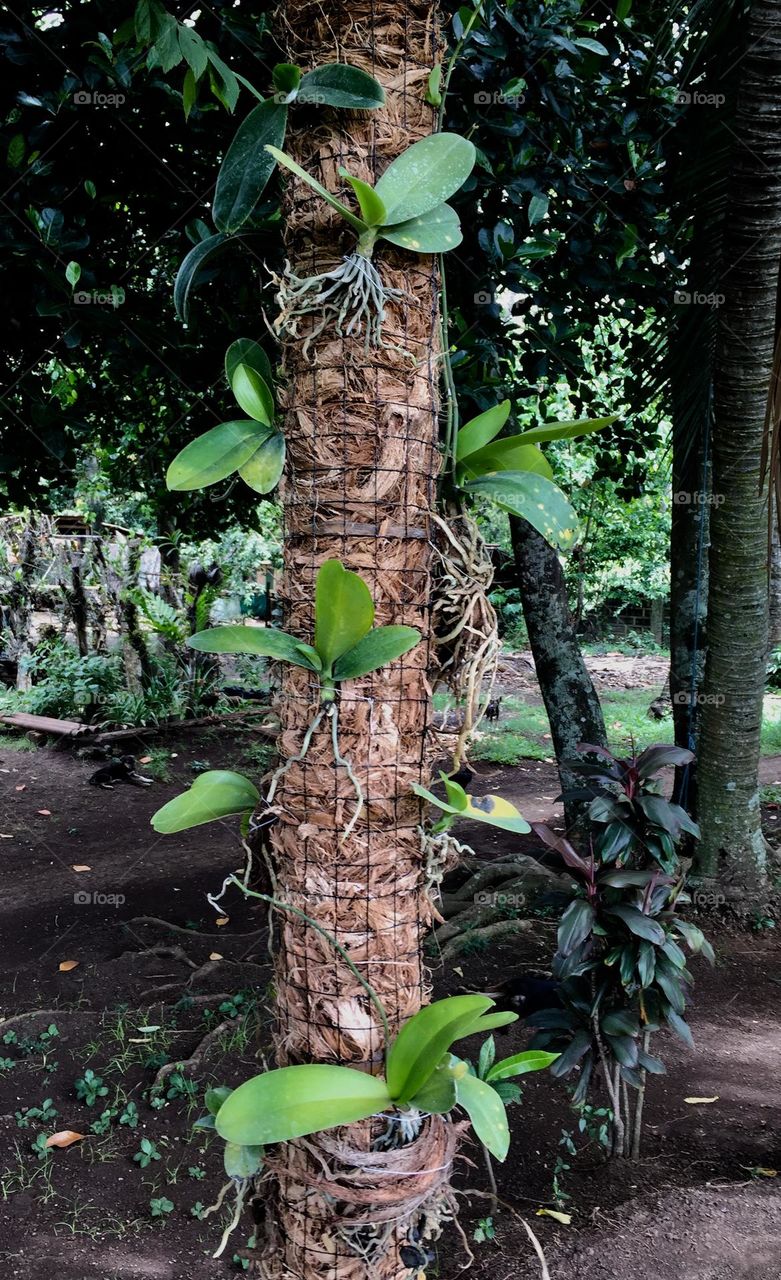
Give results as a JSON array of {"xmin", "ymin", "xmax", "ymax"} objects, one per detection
[
  {"xmin": 151, "ymin": 770, "xmax": 259, "ymax": 834},
  {"xmin": 215, "ymin": 1065, "xmax": 391, "ymax": 1146},
  {"xmin": 238, "ymin": 432, "xmax": 285, "ymax": 494},
  {"xmin": 166, "ymin": 420, "xmax": 271, "ymax": 491},
  {"xmin": 230, "ymin": 362, "xmax": 274, "ymax": 425}
]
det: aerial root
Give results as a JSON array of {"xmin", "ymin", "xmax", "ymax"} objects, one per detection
[{"xmin": 270, "ymin": 254, "xmax": 410, "ymax": 354}]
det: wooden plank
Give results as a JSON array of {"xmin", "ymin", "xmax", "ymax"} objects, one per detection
[{"xmin": 0, "ymin": 712, "xmax": 91, "ymax": 737}]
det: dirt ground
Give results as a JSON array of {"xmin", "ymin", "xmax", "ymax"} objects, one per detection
[{"xmin": 1, "ymin": 715, "xmax": 780, "ymax": 1279}]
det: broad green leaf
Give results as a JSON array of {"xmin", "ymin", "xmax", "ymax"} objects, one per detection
[
  {"xmin": 238, "ymin": 431, "xmax": 285, "ymax": 494},
  {"xmin": 297, "ymin": 64, "xmax": 385, "ymax": 110},
  {"xmin": 467, "ymin": 1011, "xmax": 519, "ymax": 1034},
  {"xmin": 340, "ymin": 169, "xmax": 387, "ymax": 226},
  {"xmin": 604, "ymin": 905, "xmax": 666, "ymax": 945},
  {"xmin": 407, "ymin": 1060, "xmax": 458, "ymax": 1114},
  {"xmin": 205, "ymin": 1086, "xmax": 233, "ymax": 1116},
  {"xmin": 380, "ymin": 203, "xmax": 463, "ymax": 253},
  {"xmin": 188, "ymin": 625, "xmax": 320, "ymax": 672},
  {"xmin": 223, "ymin": 1142, "xmax": 264, "ymax": 1179},
  {"xmin": 456, "ymin": 1070, "xmax": 510, "ymax": 1161},
  {"xmin": 375, "ymin": 133, "xmax": 476, "ymax": 226},
  {"xmin": 386, "ymin": 996, "xmax": 494, "ymax": 1103},
  {"xmin": 213, "ymin": 99, "xmax": 288, "ymax": 233},
  {"xmin": 461, "ymin": 471, "xmax": 579, "ymax": 551},
  {"xmin": 332, "ymin": 625, "xmax": 420, "ymax": 681},
  {"xmin": 515, "ymin": 415, "xmax": 617, "ymax": 446},
  {"xmin": 225, "ymin": 338, "xmax": 273, "ymax": 394},
  {"xmin": 441, "ymin": 776, "xmax": 469, "ymax": 810},
  {"xmin": 174, "ymin": 233, "xmax": 229, "ymax": 322},
  {"xmin": 314, "ymin": 560, "xmax": 374, "ymax": 669},
  {"xmin": 459, "ymin": 439, "xmax": 553, "ymax": 481},
  {"xmin": 456, "ymin": 401, "xmax": 511, "ymax": 460},
  {"xmin": 478, "ymin": 1035, "xmax": 496, "ymax": 1079},
  {"xmin": 151, "ymin": 770, "xmax": 259, "ymax": 834},
  {"xmin": 486, "ymin": 1050, "xmax": 560, "ymax": 1082},
  {"xmin": 215, "ymin": 1065, "xmax": 391, "ymax": 1146},
  {"xmin": 665, "ymin": 1008, "xmax": 694, "ymax": 1048},
  {"xmin": 230, "ymin": 362, "xmax": 274, "ymax": 425},
  {"xmin": 426, "ymin": 65, "xmax": 443, "ymax": 107},
  {"xmin": 65, "ymin": 261, "xmax": 81, "ymax": 286},
  {"xmin": 266, "ymin": 146, "xmax": 368, "ymax": 234},
  {"xmin": 166, "ymin": 420, "xmax": 271, "ymax": 491}
]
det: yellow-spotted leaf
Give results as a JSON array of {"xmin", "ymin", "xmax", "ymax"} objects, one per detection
[{"xmin": 461, "ymin": 471, "xmax": 579, "ymax": 551}]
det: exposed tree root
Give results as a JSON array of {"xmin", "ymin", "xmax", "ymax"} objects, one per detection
[
  {"xmin": 151, "ymin": 1019, "xmax": 234, "ymax": 1091},
  {"xmin": 434, "ymin": 918, "xmax": 535, "ymax": 963},
  {"xmin": 125, "ymin": 916, "xmax": 265, "ymax": 942}
]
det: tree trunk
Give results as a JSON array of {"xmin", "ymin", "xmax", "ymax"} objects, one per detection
[
  {"xmin": 510, "ymin": 516, "xmax": 608, "ymax": 824},
  {"xmin": 260, "ymin": 4, "xmax": 455, "ymax": 1276},
  {"xmin": 669, "ymin": 424, "xmax": 710, "ymax": 808},
  {"xmin": 696, "ymin": 0, "xmax": 781, "ymax": 894}
]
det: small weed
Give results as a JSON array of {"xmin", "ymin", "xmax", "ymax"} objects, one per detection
[
  {"xmin": 188, "ymin": 1165, "xmax": 206, "ymax": 1180},
  {"xmin": 150, "ymin": 1196, "xmax": 174, "ymax": 1219},
  {"xmin": 191, "ymin": 1200, "xmax": 207, "ymax": 1219},
  {"xmin": 119, "ymin": 1101, "xmax": 139, "ymax": 1128},
  {"xmin": 75, "ymin": 1069, "xmax": 109, "ymax": 1106},
  {"xmin": 15, "ymin": 1098, "xmax": 58, "ymax": 1129},
  {"xmin": 473, "ymin": 1217, "xmax": 496, "ymax": 1243},
  {"xmin": 133, "ymin": 1137, "xmax": 162, "ymax": 1169},
  {"xmin": 143, "ymin": 749, "xmax": 173, "ymax": 782}
]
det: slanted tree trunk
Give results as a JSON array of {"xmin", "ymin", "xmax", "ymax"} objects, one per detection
[
  {"xmin": 510, "ymin": 517, "xmax": 608, "ymax": 825},
  {"xmin": 261, "ymin": 4, "xmax": 456, "ymax": 1276},
  {"xmin": 7, "ymin": 521, "xmax": 37, "ymax": 691},
  {"xmin": 696, "ymin": 0, "xmax": 781, "ymax": 895}
]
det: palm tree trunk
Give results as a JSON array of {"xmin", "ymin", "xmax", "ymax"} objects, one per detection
[
  {"xmin": 696, "ymin": 0, "xmax": 781, "ymax": 894},
  {"xmin": 260, "ymin": 4, "xmax": 455, "ymax": 1275}
]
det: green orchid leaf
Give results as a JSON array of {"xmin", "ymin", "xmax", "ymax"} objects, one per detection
[
  {"xmin": 213, "ymin": 99, "xmax": 288, "ymax": 233},
  {"xmin": 459, "ymin": 439, "xmax": 553, "ymax": 482},
  {"xmin": 297, "ymin": 64, "xmax": 385, "ymax": 110},
  {"xmin": 223, "ymin": 1142, "xmax": 264, "ymax": 1179},
  {"xmin": 455, "ymin": 1069, "xmax": 511, "ymax": 1161},
  {"xmin": 461, "ymin": 471, "xmax": 579, "ymax": 551},
  {"xmin": 374, "ymin": 133, "xmax": 475, "ymax": 226},
  {"xmin": 340, "ymin": 169, "xmax": 387, "ymax": 226},
  {"xmin": 441, "ymin": 775, "xmax": 470, "ymax": 811},
  {"xmin": 174, "ymin": 233, "xmax": 230, "ymax": 322},
  {"xmin": 151, "ymin": 770, "xmax": 259, "ymax": 834},
  {"xmin": 215, "ymin": 1065, "xmax": 391, "ymax": 1146},
  {"xmin": 379, "ymin": 202, "xmax": 463, "ymax": 253},
  {"xmin": 266, "ymin": 145, "xmax": 368, "ymax": 234},
  {"xmin": 238, "ymin": 431, "xmax": 285, "ymax": 494},
  {"xmin": 188, "ymin": 625, "xmax": 320, "ymax": 672},
  {"xmin": 486, "ymin": 1050, "xmax": 559, "ymax": 1082},
  {"xmin": 407, "ymin": 1060, "xmax": 458, "ymax": 1114},
  {"xmin": 272, "ymin": 63, "xmax": 302, "ymax": 95},
  {"xmin": 166, "ymin": 420, "xmax": 272, "ymax": 491},
  {"xmin": 411, "ymin": 780, "xmax": 531, "ymax": 834},
  {"xmin": 205, "ymin": 1086, "xmax": 233, "ymax": 1116},
  {"xmin": 224, "ymin": 338, "xmax": 274, "ymax": 396},
  {"xmin": 386, "ymin": 995, "xmax": 494, "ymax": 1103},
  {"xmin": 314, "ymin": 560, "xmax": 375, "ymax": 669},
  {"xmin": 456, "ymin": 401, "xmax": 512, "ymax": 460},
  {"xmin": 467, "ymin": 1011, "xmax": 519, "ymax": 1034},
  {"xmin": 230, "ymin": 362, "xmax": 275, "ymax": 425},
  {"xmin": 332, "ymin": 625, "xmax": 420, "ymax": 681},
  {"xmin": 515, "ymin": 414, "xmax": 617, "ymax": 446}
]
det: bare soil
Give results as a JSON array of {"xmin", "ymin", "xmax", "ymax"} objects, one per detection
[{"xmin": 1, "ymin": 721, "xmax": 779, "ymax": 1280}]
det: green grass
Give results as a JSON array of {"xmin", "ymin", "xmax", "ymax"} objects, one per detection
[
  {"xmin": 472, "ymin": 690, "xmax": 781, "ymax": 767},
  {"xmin": 0, "ymin": 732, "xmax": 37, "ymax": 753}
]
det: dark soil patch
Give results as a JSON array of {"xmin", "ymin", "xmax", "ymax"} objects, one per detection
[{"xmin": 1, "ymin": 728, "xmax": 780, "ymax": 1279}]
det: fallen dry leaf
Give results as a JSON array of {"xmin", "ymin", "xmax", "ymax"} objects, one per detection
[
  {"xmin": 754, "ymin": 1168, "xmax": 778, "ymax": 1178},
  {"xmin": 209, "ymin": 951, "xmax": 223, "ymax": 961},
  {"xmin": 536, "ymin": 1209, "xmax": 572, "ymax": 1225},
  {"xmin": 0, "ymin": 834, "xmax": 12, "ymax": 839},
  {"xmin": 45, "ymin": 1130, "xmax": 84, "ymax": 1149},
  {"xmin": 71, "ymin": 864, "xmax": 91, "ymax": 873},
  {"xmin": 15, "ymin": 784, "xmax": 26, "ymax": 792},
  {"xmin": 37, "ymin": 809, "xmax": 51, "ymax": 816},
  {"xmin": 215, "ymin": 917, "xmax": 229, "ymax": 927},
  {"xmin": 684, "ymin": 1096, "xmax": 719, "ymax": 1105},
  {"xmin": 139, "ymin": 756, "xmax": 152, "ymax": 764},
  {"xmin": 58, "ymin": 960, "xmax": 79, "ymax": 972}
]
